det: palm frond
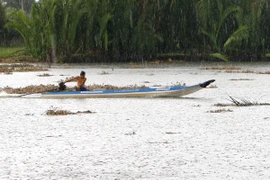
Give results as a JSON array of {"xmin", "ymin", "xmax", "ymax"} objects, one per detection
[
  {"xmin": 209, "ymin": 53, "xmax": 229, "ymax": 62},
  {"xmin": 224, "ymin": 25, "xmax": 249, "ymax": 49}
]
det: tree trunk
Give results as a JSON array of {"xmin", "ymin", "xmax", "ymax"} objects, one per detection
[
  {"xmin": 20, "ymin": 0, "xmax": 24, "ymax": 11},
  {"xmin": 46, "ymin": 48, "xmax": 52, "ymax": 68}
]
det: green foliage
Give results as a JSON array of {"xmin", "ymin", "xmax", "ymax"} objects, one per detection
[
  {"xmin": 2, "ymin": 0, "xmax": 35, "ymax": 12},
  {"xmin": 0, "ymin": 1, "xmax": 7, "ymax": 45},
  {"xmin": 0, "ymin": 46, "xmax": 24, "ymax": 57},
  {"xmin": 265, "ymin": 53, "xmax": 270, "ymax": 58},
  {"xmin": 209, "ymin": 53, "xmax": 229, "ymax": 62},
  {"xmin": 223, "ymin": 25, "xmax": 249, "ymax": 49},
  {"xmin": 157, "ymin": 52, "xmax": 185, "ymax": 58},
  {"xmin": 5, "ymin": 0, "xmax": 270, "ymax": 62},
  {"xmin": 0, "ymin": 2, "xmax": 5, "ymax": 30},
  {"xmin": 196, "ymin": 0, "xmax": 244, "ymax": 52}
]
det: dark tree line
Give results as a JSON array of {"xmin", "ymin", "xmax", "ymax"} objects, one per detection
[
  {"xmin": 0, "ymin": 0, "xmax": 32, "ymax": 46},
  {"xmin": 2, "ymin": 0, "xmax": 270, "ymax": 62}
]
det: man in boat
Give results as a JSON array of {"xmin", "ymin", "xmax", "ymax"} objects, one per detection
[{"xmin": 61, "ymin": 71, "xmax": 89, "ymax": 91}]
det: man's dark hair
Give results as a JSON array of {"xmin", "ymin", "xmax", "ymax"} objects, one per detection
[{"xmin": 80, "ymin": 71, "xmax": 85, "ymax": 76}]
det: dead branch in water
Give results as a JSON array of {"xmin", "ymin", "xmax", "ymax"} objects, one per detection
[
  {"xmin": 215, "ymin": 96, "xmax": 270, "ymax": 107},
  {"xmin": 228, "ymin": 96, "xmax": 259, "ymax": 106}
]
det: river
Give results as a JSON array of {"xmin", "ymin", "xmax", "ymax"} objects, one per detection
[{"xmin": 1, "ymin": 62, "xmax": 270, "ymax": 179}]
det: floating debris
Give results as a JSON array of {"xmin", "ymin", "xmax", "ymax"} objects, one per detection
[
  {"xmin": 225, "ymin": 70, "xmax": 270, "ymax": 74},
  {"xmin": 76, "ymin": 110, "xmax": 94, "ymax": 114},
  {"xmin": 46, "ymin": 109, "xmax": 74, "ymax": 116},
  {"xmin": 99, "ymin": 71, "xmax": 109, "ymax": 75},
  {"xmin": 229, "ymin": 78, "xmax": 254, "ymax": 81},
  {"xmin": 165, "ymin": 132, "xmax": 181, "ymax": 134},
  {"xmin": 0, "ymin": 63, "xmax": 48, "ymax": 73},
  {"xmin": 225, "ymin": 70, "xmax": 255, "ymax": 74},
  {"xmin": 207, "ymin": 109, "xmax": 233, "ymax": 113},
  {"xmin": 201, "ymin": 66, "xmax": 241, "ymax": 70},
  {"xmin": 147, "ymin": 141, "xmax": 170, "ymax": 144},
  {"xmin": 143, "ymin": 81, "xmax": 151, "ymax": 83},
  {"xmin": 3, "ymin": 71, "xmax": 13, "ymax": 75},
  {"xmin": 46, "ymin": 107, "xmax": 94, "ymax": 116},
  {"xmin": 25, "ymin": 113, "xmax": 34, "ymax": 116},
  {"xmin": 257, "ymin": 71, "xmax": 270, "ymax": 74},
  {"xmin": 124, "ymin": 131, "xmax": 136, "ymax": 136},
  {"xmin": 37, "ymin": 73, "xmax": 54, "ymax": 77},
  {"xmin": 201, "ymin": 66, "xmax": 270, "ymax": 75},
  {"xmin": 214, "ymin": 103, "xmax": 231, "ymax": 107}
]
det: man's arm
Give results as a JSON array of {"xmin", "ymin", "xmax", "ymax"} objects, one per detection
[{"xmin": 64, "ymin": 76, "xmax": 79, "ymax": 83}]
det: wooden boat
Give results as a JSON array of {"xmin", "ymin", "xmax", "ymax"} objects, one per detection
[{"xmin": 41, "ymin": 79, "xmax": 215, "ymax": 98}]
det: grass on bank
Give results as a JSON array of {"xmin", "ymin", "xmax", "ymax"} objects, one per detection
[{"xmin": 0, "ymin": 46, "xmax": 25, "ymax": 58}]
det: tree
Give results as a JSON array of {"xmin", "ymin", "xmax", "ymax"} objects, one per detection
[
  {"xmin": 3, "ymin": 0, "xmax": 34, "ymax": 12},
  {"xmin": 157, "ymin": 0, "xmax": 199, "ymax": 53},
  {"xmin": 196, "ymin": 0, "xmax": 245, "ymax": 51},
  {"xmin": 0, "ymin": 1, "xmax": 5, "ymax": 30},
  {"xmin": 7, "ymin": 0, "xmax": 270, "ymax": 62},
  {"xmin": 0, "ymin": 1, "xmax": 6, "ymax": 46},
  {"xmin": 8, "ymin": 0, "xmax": 99, "ymax": 63},
  {"xmin": 241, "ymin": 0, "xmax": 266, "ymax": 54}
]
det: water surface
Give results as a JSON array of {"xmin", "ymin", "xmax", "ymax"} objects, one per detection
[{"xmin": 1, "ymin": 63, "xmax": 270, "ymax": 179}]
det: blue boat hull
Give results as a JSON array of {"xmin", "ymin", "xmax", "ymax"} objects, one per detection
[{"xmin": 41, "ymin": 79, "xmax": 215, "ymax": 98}]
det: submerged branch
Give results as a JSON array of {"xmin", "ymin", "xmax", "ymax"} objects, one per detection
[{"xmin": 215, "ymin": 96, "xmax": 270, "ymax": 107}]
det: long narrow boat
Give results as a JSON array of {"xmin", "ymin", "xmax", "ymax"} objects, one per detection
[{"xmin": 41, "ymin": 79, "xmax": 215, "ymax": 98}]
